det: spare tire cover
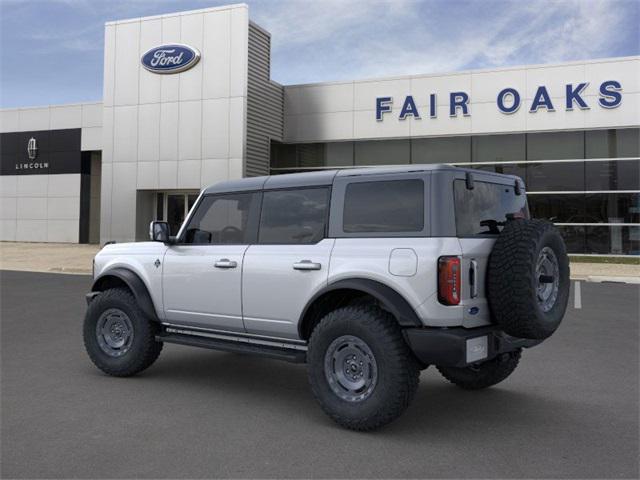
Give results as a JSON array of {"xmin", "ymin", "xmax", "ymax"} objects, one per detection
[{"xmin": 487, "ymin": 219, "xmax": 570, "ymax": 340}]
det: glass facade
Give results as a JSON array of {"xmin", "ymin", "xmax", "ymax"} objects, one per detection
[{"xmin": 270, "ymin": 128, "xmax": 640, "ymax": 255}]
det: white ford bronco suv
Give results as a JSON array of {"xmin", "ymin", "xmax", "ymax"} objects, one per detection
[{"xmin": 84, "ymin": 165, "xmax": 570, "ymax": 430}]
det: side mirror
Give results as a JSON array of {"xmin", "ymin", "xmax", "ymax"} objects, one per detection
[{"xmin": 149, "ymin": 221, "xmax": 170, "ymax": 243}]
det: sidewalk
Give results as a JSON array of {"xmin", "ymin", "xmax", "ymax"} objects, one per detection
[{"xmin": 1, "ymin": 242, "xmax": 639, "ymax": 282}]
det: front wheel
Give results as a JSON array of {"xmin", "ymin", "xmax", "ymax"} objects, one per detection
[
  {"xmin": 437, "ymin": 349, "xmax": 522, "ymax": 390},
  {"xmin": 83, "ymin": 288, "xmax": 163, "ymax": 377},
  {"xmin": 307, "ymin": 305, "xmax": 420, "ymax": 431}
]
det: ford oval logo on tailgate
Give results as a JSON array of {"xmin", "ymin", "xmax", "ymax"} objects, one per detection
[{"xmin": 141, "ymin": 44, "xmax": 200, "ymax": 74}]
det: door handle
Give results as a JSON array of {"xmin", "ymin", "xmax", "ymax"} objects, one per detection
[
  {"xmin": 469, "ymin": 259, "xmax": 478, "ymax": 298},
  {"xmin": 214, "ymin": 259, "xmax": 237, "ymax": 269},
  {"xmin": 293, "ymin": 260, "xmax": 321, "ymax": 271}
]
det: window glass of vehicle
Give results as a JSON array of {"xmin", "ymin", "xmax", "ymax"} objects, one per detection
[
  {"xmin": 343, "ymin": 180, "xmax": 424, "ymax": 233},
  {"xmin": 454, "ymin": 180, "xmax": 529, "ymax": 236},
  {"xmin": 259, "ymin": 188, "xmax": 329, "ymax": 244},
  {"xmin": 182, "ymin": 193, "xmax": 257, "ymax": 244}
]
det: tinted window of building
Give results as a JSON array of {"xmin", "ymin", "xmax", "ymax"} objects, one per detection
[
  {"xmin": 471, "ymin": 163, "xmax": 526, "ymax": 183},
  {"xmin": 454, "ymin": 180, "xmax": 529, "ymax": 236},
  {"xmin": 325, "ymin": 142, "xmax": 354, "ymax": 167},
  {"xmin": 472, "ymin": 134, "xmax": 525, "ymax": 163},
  {"xmin": 270, "ymin": 142, "xmax": 297, "ymax": 169},
  {"xmin": 528, "ymin": 194, "xmax": 585, "ymax": 222},
  {"xmin": 585, "ymin": 128, "xmax": 640, "ymax": 158},
  {"xmin": 556, "ymin": 226, "xmax": 586, "ymax": 254},
  {"xmin": 412, "ymin": 136, "xmax": 471, "ymax": 164},
  {"xmin": 585, "ymin": 193, "xmax": 640, "ymax": 223},
  {"xmin": 354, "ymin": 139, "xmax": 410, "ymax": 165},
  {"xmin": 183, "ymin": 193, "xmax": 257, "ymax": 244},
  {"xmin": 526, "ymin": 161, "xmax": 585, "ymax": 191},
  {"xmin": 527, "ymin": 131, "xmax": 584, "ymax": 160},
  {"xmin": 343, "ymin": 180, "xmax": 424, "ymax": 233},
  {"xmin": 585, "ymin": 159, "xmax": 640, "ymax": 191},
  {"xmin": 259, "ymin": 188, "xmax": 329, "ymax": 244},
  {"xmin": 586, "ymin": 226, "xmax": 640, "ymax": 255}
]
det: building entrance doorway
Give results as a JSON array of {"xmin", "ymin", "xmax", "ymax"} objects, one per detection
[{"xmin": 155, "ymin": 191, "xmax": 199, "ymax": 236}]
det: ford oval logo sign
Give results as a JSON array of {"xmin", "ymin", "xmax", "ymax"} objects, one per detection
[{"xmin": 141, "ymin": 44, "xmax": 200, "ymax": 74}]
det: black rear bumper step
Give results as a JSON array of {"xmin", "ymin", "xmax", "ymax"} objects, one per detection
[{"xmin": 156, "ymin": 332, "xmax": 307, "ymax": 363}]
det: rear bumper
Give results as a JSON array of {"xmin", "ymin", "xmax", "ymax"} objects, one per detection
[{"xmin": 403, "ymin": 326, "xmax": 541, "ymax": 368}]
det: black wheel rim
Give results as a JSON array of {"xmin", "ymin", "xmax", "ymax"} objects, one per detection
[
  {"xmin": 324, "ymin": 335, "xmax": 378, "ymax": 402},
  {"xmin": 96, "ymin": 308, "xmax": 134, "ymax": 357},
  {"xmin": 536, "ymin": 246, "xmax": 560, "ymax": 313}
]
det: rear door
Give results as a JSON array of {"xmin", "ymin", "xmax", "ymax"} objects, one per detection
[
  {"xmin": 453, "ymin": 176, "xmax": 529, "ymax": 327},
  {"xmin": 242, "ymin": 187, "xmax": 333, "ymax": 340}
]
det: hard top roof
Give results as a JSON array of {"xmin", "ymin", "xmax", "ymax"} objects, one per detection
[{"xmin": 202, "ymin": 164, "xmax": 520, "ymax": 194}]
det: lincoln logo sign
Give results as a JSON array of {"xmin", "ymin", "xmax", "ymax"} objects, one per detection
[
  {"xmin": 141, "ymin": 44, "xmax": 201, "ymax": 74},
  {"xmin": 376, "ymin": 80, "xmax": 623, "ymax": 120}
]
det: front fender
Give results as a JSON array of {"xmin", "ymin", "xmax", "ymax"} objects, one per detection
[{"xmin": 91, "ymin": 267, "xmax": 159, "ymax": 322}]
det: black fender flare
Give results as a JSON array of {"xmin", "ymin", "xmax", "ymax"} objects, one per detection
[
  {"xmin": 299, "ymin": 278, "xmax": 422, "ymax": 336},
  {"xmin": 91, "ymin": 267, "xmax": 159, "ymax": 322}
]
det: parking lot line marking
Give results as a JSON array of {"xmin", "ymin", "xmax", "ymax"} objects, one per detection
[{"xmin": 574, "ymin": 281, "xmax": 582, "ymax": 309}]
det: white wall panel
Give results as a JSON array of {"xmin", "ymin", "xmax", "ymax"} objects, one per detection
[
  {"xmin": 354, "ymin": 78, "xmax": 411, "ymax": 111},
  {"xmin": 16, "ymin": 220, "xmax": 47, "ymax": 242},
  {"xmin": 228, "ymin": 96, "xmax": 245, "ymax": 158},
  {"xmin": 0, "ymin": 109, "xmax": 19, "ymax": 132},
  {"xmin": 0, "ymin": 197, "xmax": 17, "ymax": 219},
  {"xmin": 202, "ymin": 9, "xmax": 231, "ymax": 99},
  {"xmin": 286, "ymin": 83, "xmax": 353, "ymax": 115},
  {"xmin": 229, "ymin": 7, "xmax": 248, "ymax": 98},
  {"xmin": 113, "ymin": 106, "xmax": 138, "ymax": 162},
  {"xmin": 201, "ymin": 158, "xmax": 229, "ymax": 186},
  {"xmin": 48, "ymin": 174, "xmax": 80, "ymax": 197},
  {"xmin": 137, "ymin": 103, "xmax": 161, "ymax": 161},
  {"xmin": 103, "ymin": 25, "xmax": 116, "ymax": 107},
  {"xmin": 114, "ymin": 21, "xmax": 140, "ymax": 106},
  {"xmin": 18, "ymin": 108, "xmax": 49, "ymax": 131},
  {"xmin": 110, "ymin": 162, "xmax": 137, "ymax": 241},
  {"xmin": 47, "ymin": 197, "xmax": 80, "ymax": 220},
  {"xmin": 525, "ymin": 64, "xmax": 585, "ymax": 100},
  {"xmin": 81, "ymin": 126, "xmax": 103, "ymax": 151},
  {"xmin": 177, "ymin": 159, "xmax": 201, "ymax": 188},
  {"xmin": 160, "ymin": 16, "xmax": 181, "ymax": 103},
  {"xmin": 137, "ymin": 161, "xmax": 158, "ymax": 189},
  {"xmin": 50, "ymin": 105, "xmax": 82, "ymax": 130},
  {"xmin": 17, "ymin": 175, "xmax": 48, "ymax": 197},
  {"xmin": 138, "ymin": 19, "xmax": 162, "ymax": 105},
  {"xmin": 472, "ymin": 69, "xmax": 526, "ymax": 104},
  {"xmin": 81, "ymin": 103, "xmax": 103, "ymax": 127},
  {"xmin": 47, "ymin": 220, "xmax": 79, "ymax": 243},
  {"xmin": 17, "ymin": 197, "xmax": 47, "ymax": 219},
  {"xmin": 586, "ymin": 59, "xmax": 640, "ymax": 94},
  {"xmin": 178, "ymin": 100, "xmax": 202, "ymax": 160},
  {"xmin": 411, "ymin": 74, "xmax": 471, "ymax": 108},
  {"xmin": 202, "ymin": 98, "xmax": 230, "ymax": 159},
  {"xmin": 0, "ymin": 220, "xmax": 17, "ymax": 241},
  {"xmin": 179, "ymin": 14, "xmax": 204, "ymax": 102},
  {"xmin": 158, "ymin": 161, "xmax": 178, "ymax": 189},
  {"xmin": 159, "ymin": 102, "xmax": 179, "ymax": 161},
  {"xmin": 0, "ymin": 176, "xmax": 18, "ymax": 197}
]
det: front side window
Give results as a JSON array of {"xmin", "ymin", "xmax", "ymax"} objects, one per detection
[
  {"xmin": 454, "ymin": 180, "xmax": 529, "ymax": 236},
  {"xmin": 343, "ymin": 179, "xmax": 424, "ymax": 233},
  {"xmin": 182, "ymin": 193, "xmax": 257, "ymax": 244},
  {"xmin": 259, "ymin": 188, "xmax": 329, "ymax": 244}
]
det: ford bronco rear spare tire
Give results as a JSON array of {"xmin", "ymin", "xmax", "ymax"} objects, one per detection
[{"xmin": 487, "ymin": 219, "xmax": 569, "ymax": 340}]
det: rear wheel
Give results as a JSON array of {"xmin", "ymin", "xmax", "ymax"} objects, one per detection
[
  {"xmin": 437, "ymin": 349, "xmax": 522, "ymax": 390},
  {"xmin": 83, "ymin": 288, "xmax": 162, "ymax": 377},
  {"xmin": 307, "ymin": 305, "xmax": 419, "ymax": 431}
]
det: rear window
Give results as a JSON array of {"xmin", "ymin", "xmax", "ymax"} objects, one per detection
[
  {"xmin": 454, "ymin": 180, "xmax": 529, "ymax": 236},
  {"xmin": 343, "ymin": 179, "xmax": 424, "ymax": 233}
]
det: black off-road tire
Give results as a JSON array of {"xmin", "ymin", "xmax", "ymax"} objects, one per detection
[
  {"xmin": 437, "ymin": 349, "xmax": 522, "ymax": 390},
  {"xmin": 487, "ymin": 219, "xmax": 570, "ymax": 340},
  {"xmin": 307, "ymin": 305, "xmax": 420, "ymax": 431},
  {"xmin": 83, "ymin": 288, "xmax": 163, "ymax": 377}
]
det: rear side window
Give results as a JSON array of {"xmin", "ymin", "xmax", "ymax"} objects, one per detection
[
  {"xmin": 454, "ymin": 180, "xmax": 529, "ymax": 236},
  {"xmin": 343, "ymin": 179, "xmax": 424, "ymax": 233},
  {"xmin": 259, "ymin": 188, "xmax": 329, "ymax": 244}
]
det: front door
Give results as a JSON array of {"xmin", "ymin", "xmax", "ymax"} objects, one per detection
[
  {"xmin": 242, "ymin": 187, "xmax": 333, "ymax": 340},
  {"xmin": 162, "ymin": 191, "xmax": 260, "ymax": 332}
]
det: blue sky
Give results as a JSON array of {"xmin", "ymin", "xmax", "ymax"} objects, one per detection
[{"xmin": 1, "ymin": 0, "xmax": 638, "ymax": 108}]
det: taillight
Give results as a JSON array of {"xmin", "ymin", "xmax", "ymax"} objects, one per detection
[{"xmin": 438, "ymin": 256, "xmax": 461, "ymax": 305}]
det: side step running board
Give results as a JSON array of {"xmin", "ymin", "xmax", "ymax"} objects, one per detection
[{"xmin": 156, "ymin": 332, "xmax": 307, "ymax": 364}]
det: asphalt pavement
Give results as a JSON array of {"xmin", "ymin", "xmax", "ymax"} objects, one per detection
[{"xmin": 1, "ymin": 270, "xmax": 638, "ymax": 479}]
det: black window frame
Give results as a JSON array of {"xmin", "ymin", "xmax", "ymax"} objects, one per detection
[
  {"xmin": 176, "ymin": 191, "xmax": 261, "ymax": 245},
  {"xmin": 257, "ymin": 186, "xmax": 332, "ymax": 245}
]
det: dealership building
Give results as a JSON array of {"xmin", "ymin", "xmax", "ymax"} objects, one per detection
[{"xmin": 0, "ymin": 3, "xmax": 638, "ymax": 254}]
